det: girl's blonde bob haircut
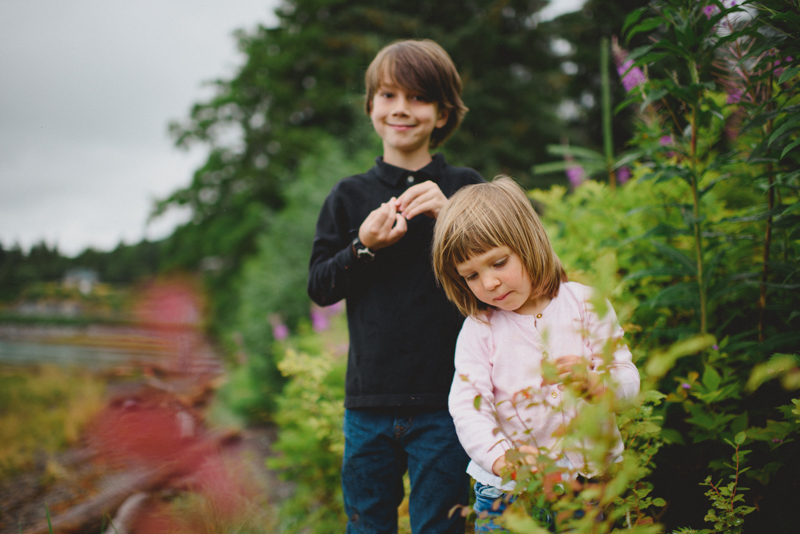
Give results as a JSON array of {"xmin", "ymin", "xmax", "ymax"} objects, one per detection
[{"xmin": 432, "ymin": 177, "xmax": 567, "ymax": 318}]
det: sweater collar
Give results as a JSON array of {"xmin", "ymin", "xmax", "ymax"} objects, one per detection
[{"xmin": 374, "ymin": 153, "xmax": 447, "ymax": 187}]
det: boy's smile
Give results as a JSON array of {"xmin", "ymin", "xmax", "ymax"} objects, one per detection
[
  {"xmin": 456, "ymin": 246, "xmax": 551, "ymax": 316},
  {"xmin": 370, "ymin": 77, "xmax": 449, "ymax": 169}
]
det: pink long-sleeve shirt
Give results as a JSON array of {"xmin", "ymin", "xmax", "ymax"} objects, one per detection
[{"xmin": 448, "ymin": 282, "xmax": 640, "ymax": 488}]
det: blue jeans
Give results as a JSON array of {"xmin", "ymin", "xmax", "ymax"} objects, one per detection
[
  {"xmin": 342, "ymin": 408, "xmax": 471, "ymax": 534},
  {"xmin": 473, "ymin": 482, "xmax": 555, "ymax": 533},
  {"xmin": 473, "ymin": 482, "xmax": 600, "ymax": 533}
]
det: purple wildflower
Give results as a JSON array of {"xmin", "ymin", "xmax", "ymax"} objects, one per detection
[
  {"xmin": 272, "ymin": 323, "xmax": 289, "ymax": 341},
  {"xmin": 712, "ymin": 344, "xmax": 719, "ymax": 350},
  {"xmin": 660, "ymin": 135, "xmax": 673, "ymax": 146},
  {"xmin": 311, "ymin": 310, "xmax": 329, "ymax": 332},
  {"xmin": 611, "ymin": 36, "xmax": 647, "ymax": 92},
  {"xmin": 786, "ymin": 56, "xmax": 794, "ymax": 62},
  {"xmin": 727, "ymin": 88, "xmax": 743, "ymax": 104},
  {"xmin": 618, "ymin": 60, "xmax": 647, "ymax": 91},
  {"xmin": 682, "ymin": 383, "xmax": 691, "ymax": 389},
  {"xmin": 772, "ymin": 438, "xmax": 783, "ymax": 443},
  {"xmin": 703, "ymin": 5, "xmax": 719, "ymax": 19},
  {"xmin": 616, "ymin": 166, "xmax": 631, "ymax": 185},
  {"xmin": 269, "ymin": 314, "xmax": 289, "ymax": 340},
  {"xmin": 565, "ymin": 165, "xmax": 586, "ymax": 188}
]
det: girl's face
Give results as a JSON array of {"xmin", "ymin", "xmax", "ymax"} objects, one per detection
[{"xmin": 455, "ymin": 246, "xmax": 548, "ymax": 316}]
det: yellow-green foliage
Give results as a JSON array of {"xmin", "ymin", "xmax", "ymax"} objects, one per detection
[
  {"xmin": 0, "ymin": 365, "xmax": 105, "ymax": 478},
  {"xmin": 267, "ymin": 315, "xmax": 348, "ymax": 534}
]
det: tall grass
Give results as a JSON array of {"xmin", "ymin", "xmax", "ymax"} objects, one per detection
[{"xmin": 0, "ymin": 364, "xmax": 105, "ymax": 478}]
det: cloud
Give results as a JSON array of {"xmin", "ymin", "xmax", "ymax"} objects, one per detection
[{"xmin": 0, "ymin": 0, "xmax": 277, "ymax": 255}]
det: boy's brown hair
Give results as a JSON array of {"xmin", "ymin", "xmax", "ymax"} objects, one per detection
[
  {"xmin": 432, "ymin": 177, "xmax": 567, "ymax": 318},
  {"xmin": 365, "ymin": 39, "xmax": 468, "ymax": 148}
]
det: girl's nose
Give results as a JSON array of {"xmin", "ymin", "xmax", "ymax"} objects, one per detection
[{"xmin": 482, "ymin": 275, "xmax": 500, "ymax": 291}]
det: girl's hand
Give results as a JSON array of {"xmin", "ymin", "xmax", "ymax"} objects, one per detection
[
  {"xmin": 492, "ymin": 445, "xmax": 540, "ymax": 476},
  {"xmin": 358, "ymin": 197, "xmax": 408, "ymax": 250},
  {"xmin": 395, "ymin": 181, "xmax": 447, "ymax": 220},
  {"xmin": 554, "ymin": 355, "xmax": 605, "ymax": 402}
]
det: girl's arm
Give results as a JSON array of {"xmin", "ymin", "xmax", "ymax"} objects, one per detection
[
  {"xmin": 584, "ymin": 294, "xmax": 640, "ymax": 406},
  {"xmin": 448, "ymin": 318, "xmax": 510, "ymax": 476}
]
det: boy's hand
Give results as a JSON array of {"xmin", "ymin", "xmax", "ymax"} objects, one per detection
[
  {"xmin": 553, "ymin": 355, "xmax": 605, "ymax": 401},
  {"xmin": 358, "ymin": 197, "xmax": 408, "ymax": 250},
  {"xmin": 395, "ymin": 181, "xmax": 447, "ymax": 220}
]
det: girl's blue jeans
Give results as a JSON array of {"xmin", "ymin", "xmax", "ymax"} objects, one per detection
[
  {"xmin": 342, "ymin": 408, "xmax": 471, "ymax": 534},
  {"xmin": 473, "ymin": 482, "xmax": 600, "ymax": 533},
  {"xmin": 473, "ymin": 482, "xmax": 556, "ymax": 533}
]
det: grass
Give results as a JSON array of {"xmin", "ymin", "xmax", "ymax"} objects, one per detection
[{"xmin": 0, "ymin": 364, "xmax": 106, "ymax": 479}]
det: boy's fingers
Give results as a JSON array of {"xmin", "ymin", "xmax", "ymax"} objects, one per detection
[{"xmin": 389, "ymin": 214, "xmax": 407, "ymax": 240}]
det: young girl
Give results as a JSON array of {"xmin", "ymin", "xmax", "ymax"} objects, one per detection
[{"xmin": 432, "ymin": 177, "xmax": 640, "ymax": 532}]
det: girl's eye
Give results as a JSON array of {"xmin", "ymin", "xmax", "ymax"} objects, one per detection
[
  {"xmin": 463, "ymin": 273, "xmax": 477, "ymax": 282},
  {"xmin": 493, "ymin": 258, "xmax": 508, "ymax": 268}
]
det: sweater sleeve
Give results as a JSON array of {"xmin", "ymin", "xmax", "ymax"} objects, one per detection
[
  {"xmin": 584, "ymin": 293, "xmax": 640, "ymax": 407},
  {"xmin": 307, "ymin": 183, "xmax": 363, "ymax": 306},
  {"xmin": 448, "ymin": 318, "xmax": 509, "ymax": 475}
]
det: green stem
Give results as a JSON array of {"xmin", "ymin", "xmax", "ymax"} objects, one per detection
[
  {"xmin": 690, "ymin": 103, "xmax": 707, "ymax": 335},
  {"xmin": 600, "ymin": 37, "xmax": 615, "ymax": 189},
  {"xmin": 759, "ymin": 72, "xmax": 776, "ymax": 342},
  {"xmin": 687, "ymin": 58, "xmax": 707, "ymax": 335}
]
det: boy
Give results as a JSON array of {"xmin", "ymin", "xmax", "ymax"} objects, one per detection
[{"xmin": 308, "ymin": 40, "xmax": 484, "ymax": 533}]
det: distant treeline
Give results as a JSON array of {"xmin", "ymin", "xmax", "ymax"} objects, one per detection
[{"xmin": 0, "ymin": 240, "xmax": 163, "ymax": 302}]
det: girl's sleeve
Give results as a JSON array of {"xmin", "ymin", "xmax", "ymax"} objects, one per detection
[
  {"xmin": 584, "ymin": 293, "xmax": 640, "ymax": 406},
  {"xmin": 448, "ymin": 318, "xmax": 509, "ymax": 475}
]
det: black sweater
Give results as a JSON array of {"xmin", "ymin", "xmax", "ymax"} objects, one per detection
[{"xmin": 307, "ymin": 154, "xmax": 484, "ymax": 409}]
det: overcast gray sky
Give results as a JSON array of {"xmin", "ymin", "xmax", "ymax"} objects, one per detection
[{"xmin": 0, "ymin": 0, "xmax": 584, "ymax": 257}]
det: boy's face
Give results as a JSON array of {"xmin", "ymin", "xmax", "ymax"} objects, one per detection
[{"xmin": 370, "ymin": 77, "xmax": 449, "ymax": 165}]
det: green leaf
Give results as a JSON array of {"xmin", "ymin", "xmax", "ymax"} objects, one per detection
[
  {"xmin": 473, "ymin": 394, "xmax": 482, "ymax": 410},
  {"xmin": 778, "ymin": 66, "xmax": 800, "ymax": 84},
  {"xmin": 735, "ymin": 431, "xmax": 747, "ymax": 445},
  {"xmin": 622, "ymin": 7, "xmax": 650, "ymax": 35},
  {"xmin": 768, "ymin": 115, "xmax": 800, "ymax": 146},
  {"xmin": 645, "ymin": 335, "xmax": 717, "ymax": 379},
  {"xmin": 545, "ymin": 144, "xmax": 605, "ymax": 161},
  {"xmin": 640, "ymin": 88, "xmax": 669, "ymax": 112},
  {"xmin": 781, "ymin": 138, "xmax": 800, "ymax": 160},
  {"xmin": 652, "ymin": 241, "xmax": 697, "ymax": 275},
  {"xmin": 626, "ymin": 18, "xmax": 663, "ymax": 44},
  {"xmin": 702, "ymin": 365, "xmax": 722, "ymax": 393}
]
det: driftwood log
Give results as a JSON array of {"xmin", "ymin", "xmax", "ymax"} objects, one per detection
[{"xmin": 24, "ymin": 432, "xmax": 236, "ymax": 534}]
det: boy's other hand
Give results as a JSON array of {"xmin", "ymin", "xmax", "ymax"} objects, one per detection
[
  {"xmin": 359, "ymin": 197, "xmax": 408, "ymax": 250},
  {"xmin": 395, "ymin": 181, "xmax": 447, "ymax": 220}
]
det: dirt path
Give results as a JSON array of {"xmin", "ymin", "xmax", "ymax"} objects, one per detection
[{"xmin": 0, "ymin": 377, "xmax": 291, "ymax": 534}]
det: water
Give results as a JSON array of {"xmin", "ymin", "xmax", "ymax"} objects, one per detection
[{"xmin": 0, "ymin": 340, "xmax": 164, "ymax": 370}]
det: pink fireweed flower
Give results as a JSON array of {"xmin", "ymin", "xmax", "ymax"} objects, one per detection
[
  {"xmin": 273, "ymin": 323, "xmax": 289, "ymax": 340},
  {"xmin": 616, "ymin": 166, "xmax": 631, "ymax": 184},
  {"xmin": 268, "ymin": 314, "xmax": 289, "ymax": 340},
  {"xmin": 309, "ymin": 301, "xmax": 344, "ymax": 332},
  {"xmin": 311, "ymin": 309, "xmax": 330, "ymax": 332},
  {"xmin": 660, "ymin": 135, "xmax": 673, "ymax": 146},
  {"xmin": 565, "ymin": 165, "xmax": 586, "ymax": 188},
  {"xmin": 727, "ymin": 88, "xmax": 743, "ymax": 104},
  {"xmin": 611, "ymin": 36, "xmax": 647, "ymax": 92},
  {"xmin": 703, "ymin": 5, "xmax": 719, "ymax": 19}
]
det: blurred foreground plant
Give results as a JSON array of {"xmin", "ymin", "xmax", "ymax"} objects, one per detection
[{"xmin": 0, "ymin": 365, "xmax": 105, "ymax": 479}]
